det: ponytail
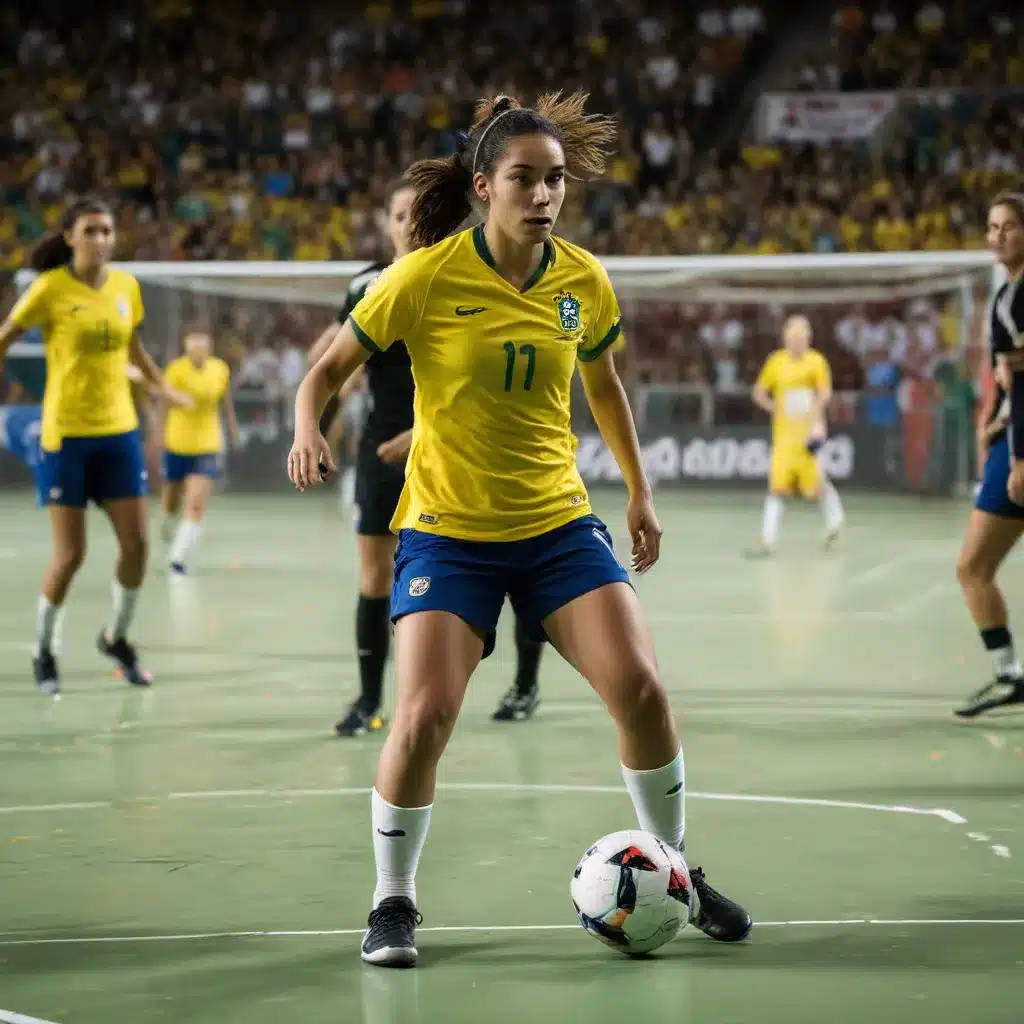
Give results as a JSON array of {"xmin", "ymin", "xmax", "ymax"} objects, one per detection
[
  {"xmin": 28, "ymin": 195, "xmax": 113, "ymax": 273},
  {"xmin": 405, "ymin": 92, "xmax": 615, "ymax": 250},
  {"xmin": 406, "ymin": 151, "xmax": 474, "ymax": 249},
  {"xmin": 29, "ymin": 234, "xmax": 74, "ymax": 273}
]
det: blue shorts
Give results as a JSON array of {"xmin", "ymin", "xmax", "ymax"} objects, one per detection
[
  {"xmin": 37, "ymin": 431, "xmax": 148, "ymax": 508},
  {"xmin": 163, "ymin": 451, "xmax": 222, "ymax": 483},
  {"xmin": 975, "ymin": 435, "xmax": 1024, "ymax": 519},
  {"xmin": 391, "ymin": 515, "xmax": 632, "ymax": 658}
]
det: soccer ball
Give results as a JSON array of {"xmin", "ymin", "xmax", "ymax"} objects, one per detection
[{"xmin": 570, "ymin": 829, "xmax": 692, "ymax": 955}]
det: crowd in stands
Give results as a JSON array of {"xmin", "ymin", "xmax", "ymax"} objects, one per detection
[
  {"xmin": 0, "ymin": 1, "xmax": 1010, "ymax": 419},
  {"xmin": 0, "ymin": 0, "xmax": 773, "ymax": 267},
  {"xmin": 816, "ymin": 1, "xmax": 1023, "ymax": 91}
]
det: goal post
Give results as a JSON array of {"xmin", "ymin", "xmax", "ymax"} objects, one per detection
[
  {"xmin": 121, "ymin": 250, "xmax": 995, "ymax": 496},
  {"xmin": 0, "ymin": 251, "xmax": 997, "ymax": 496}
]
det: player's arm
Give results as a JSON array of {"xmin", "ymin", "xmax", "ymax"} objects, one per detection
[
  {"xmin": 0, "ymin": 274, "xmax": 48, "ymax": 361},
  {"xmin": 222, "ymin": 374, "xmax": 242, "ymax": 449},
  {"xmin": 578, "ymin": 346, "xmax": 660, "ymax": 572},
  {"xmin": 290, "ymin": 254, "xmax": 424, "ymax": 490},
  {"xmin": 377, "ymin": 428, "xmax": 413, "ymax": 465},
  {"xmin": 752, "ymin": 357, "xmax": 775, "ymax": 414},
  {"xmin": 130, "ymin": 333, "xmax": 190, "ymax": 408}
]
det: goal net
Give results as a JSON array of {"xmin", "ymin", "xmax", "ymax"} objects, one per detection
[{"xmin": 118, "ymin": 250, "xmax": 994, "ymax": 496}]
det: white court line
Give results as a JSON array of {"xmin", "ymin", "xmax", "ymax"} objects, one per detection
[
  {"xmin": 0, "ymin": 1010, "xmax": 63, "ymax": 1024},
  {"xmin": 0, "ymin": 919, "xmax": 1022, "ymax": 949},
  {"xmin": 0, "ymin": 784, "xmax": 964, "ymax": 825}
]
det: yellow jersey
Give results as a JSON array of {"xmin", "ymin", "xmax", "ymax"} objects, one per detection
[
  {"xmin": 755, "ymin": 349, "xmax": 831, "ymax": 450},
  {"xmin": 163, "ymin": 355, "xmax": 231, "ymax": 455},
  {"xmin": 349, "ymin": 225, "xmax": 623, "ymax": 541},
  {"xmin": 10, "ymin": 266, "xmax": 144, "ymax": 452}
]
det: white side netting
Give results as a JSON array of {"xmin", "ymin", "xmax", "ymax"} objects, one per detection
[{"xmin": 128, "ymin": 252, "xmax": 995, "ymax": 455}]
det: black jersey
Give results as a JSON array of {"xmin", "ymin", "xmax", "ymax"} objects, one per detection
[
  {"xmin": 338, "ymin": 261, "xmax": 415, "ymax": 443},
  {"xmin": 987, "ymin": 275, "xmax": 1024, "ymax": 434}
]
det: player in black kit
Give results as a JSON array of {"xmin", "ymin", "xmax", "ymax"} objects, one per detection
[
  {"xmin": 955, "ymin": 191, "xmax": 1024, "ymax": 718},
  {"xmin": 311, "ymin": 178, "xmax": 545, "ymax": 735}
]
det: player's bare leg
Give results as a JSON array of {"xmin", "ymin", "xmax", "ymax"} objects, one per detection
[
  {"xmin": 98, "ymin": 496, "xmax": 152, "ymax": 688},
  {"xmin": 545, "ymin": 582, "xmax": 751, "ymax": 942},
  {"xmin": 955, "ymin": 509, "xmax": 1024, "ymax": 717},
  {"xmin": 33, "ymin": 506, "xmax": 86, "ymax": 695},
  {"xmin": 362, "ymin": 611, "xmax": 483, "ymax": 966}
]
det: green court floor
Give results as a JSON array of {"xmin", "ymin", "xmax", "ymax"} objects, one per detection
[{"xmin": 0, "ymin": 489, "xmax": 1021, "ymax": 1024}]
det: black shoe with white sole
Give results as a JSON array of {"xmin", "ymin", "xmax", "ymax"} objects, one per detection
[
  {"xmin": 361, "ymin": 896, "xmax": 422, "ymax": 967},
  {"xmin": 954, "ymin": 677, "xmax": 1024, "ymax": 718},
  {"xmin": 33, "ymin": 648, "xmax": 60, "ymax": 696},
  {"xmin": 690, "ymin": 866, "xmax": 752, "ymax": 942}
]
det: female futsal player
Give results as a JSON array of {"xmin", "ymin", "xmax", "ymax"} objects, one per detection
[
  {"xmin": 289, "ymin": 93, "xmax": 751, "ymax": 965},
  {"xmin": 310, "ymin": 178, "xmax": 546, "ymax": 736},
  {"xmin": 955, "ymin": 191, "xmax": 1024, "ymax": 718},
  {"xmin": 0, "ymin": 197, "xmax": 183, "ymax": 695},
  {"xmin": 161, "ymin": 330, "xmax": 239, "ymax": 577}
]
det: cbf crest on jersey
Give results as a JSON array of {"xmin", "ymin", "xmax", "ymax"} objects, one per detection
[
  {"xmin": 117, "ymin": 297, "xmax": 130, "ymax": 320},
  {"xmin": 555, "ymin": 291, "xmax": 582, "ymax": 334}
]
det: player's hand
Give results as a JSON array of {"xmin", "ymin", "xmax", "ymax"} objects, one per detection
[
  {"xmin": 229, "ymin": 426, "xmax": 243, "ymax": 450},
  {"xmin": 287, "ymin": 423, "xmax": 335, "ymax": 491},
  {"xmin": 626, "ymin": 492, "xmax": 662, "ymax": 574},
  {"xmin": 162, "ymin": 385, "xmax": 193, "ymax": 409},
  {"xmin": 377, "ymin": 431, "xmax": 412, "ymax": 465},
  {"xmin": 1008, "ymin": 462, "xmax": 1024, "ymax": 506}
]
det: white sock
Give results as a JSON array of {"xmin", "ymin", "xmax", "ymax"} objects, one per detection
[
  {"xmin": 761, "ymin": 494, "xmax": 784, "ymax": 548},
  {"xmin": 169, "ymin": 519, "xmax": 202, "ymax": 568},
  {"xmin": 371, "ymin": 788, "xmax": 432, "ymax": 909},
  {"xmin": 108, "ymin": 581, "xmax": 140, "ymax": 642},
  {"xmin": 621, "ymin": 748, "xmax": 685, "ymax": 851},
  {"xmin": 35, "ymin": 596, "xmax": 64, "ymax": 656},
  {"xmin": 992, "ymin": 645, "xmax": 1022, "ymax": 679},
  {"xmin": 819, "ymin": 478, "xmax": 845, "ymax": 532}
]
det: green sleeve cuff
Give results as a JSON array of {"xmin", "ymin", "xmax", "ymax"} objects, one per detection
[
  {"xmin": 578, "ymin": 321, "xmax": 621, "ymax": 362},
  {"xmin": 349, "ymin": 316, "xmax": 381, "ymax": 354}
]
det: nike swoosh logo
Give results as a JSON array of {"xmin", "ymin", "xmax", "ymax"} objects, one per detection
[
  {"xmin": 376, "ymin": 828, "xmax": 407, "ymax": 838},
  {"xmin": 455, "ymin": 306, "xmax": 487, "ymax": 316},
  {"xmin": 665, "ymin": 782, "xmax": 684, "ymax": 797}
]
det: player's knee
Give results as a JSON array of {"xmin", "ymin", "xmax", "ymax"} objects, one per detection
[
  {"xmin": 360, "ymin": 560, "xmax": 393, "ymax": 597},
  {"xmin": 391, "ymin": 690, "xmax": 460, "ymax": 763},
  {"xmin": 119, "ymin": 530, "xmax": 149, "ymax": 569},
  {"xmin": 956, "ymin": 548, "xmax": 990, "ymax": 587},
  {"xmin": 53, "ymin": 543, "xmax": 86, "ymax": 580},
  {"xmin": 611, "ymin": 662, "xmax": 671, "ymax": 731}
]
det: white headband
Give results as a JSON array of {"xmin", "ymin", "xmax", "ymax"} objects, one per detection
[{"xmin": 472, "ymin": 108, "xmax": 515, "ymax": 174}]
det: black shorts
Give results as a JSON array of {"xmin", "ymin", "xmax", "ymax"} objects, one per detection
[
  {"xmin": 319, "ymin": 394, "xmax": 341, "ymax": 436},
  {"xmin": 355, "ymin": 444, "xmax": 405, "ymax": 536}
]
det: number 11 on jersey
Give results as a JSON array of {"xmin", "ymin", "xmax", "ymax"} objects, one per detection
[{"xmin": 503, "ymin": 342, "xmax": 536, "ymax": 392}]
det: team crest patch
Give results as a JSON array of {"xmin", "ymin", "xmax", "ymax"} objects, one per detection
[
  {"xmin": 409, "ymin": 577, "xmax": 430, "ymax": 597},
  {"xmin": 117, "ymin": 298, "xmax": 130, "ymax": 319},
  {"xmin": 554, "ymin": 291, "xmax": 582, "ymax": 333}
]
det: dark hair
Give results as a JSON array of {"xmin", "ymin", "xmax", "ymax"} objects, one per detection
[
  {"xmin": 991, "ymin": 190, "xmax": 1024, "ymax": 225},
  {"xmin": 406, "ymin": 91, "xmax": 616, "ymax": 248},
  {"xmin": 29, "ymin": 196, "xmax": 113, "ymax": 272}
]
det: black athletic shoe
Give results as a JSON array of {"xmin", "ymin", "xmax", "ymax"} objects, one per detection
[
  {"xmin": 33, "ymin": 648, "xmax": 60, "ymax": 697},
  {"xmin": 335, "ymin": 700, "xmax": 386, "ymax": 737},
  {"xmin": 954, "ymin": 677, "xmax": 1024, "ymax": 718},
  {"xmin": 690, "ymin": 866, "xmax": 752, "ymax": 942},
  {"xmin": 361, "ymin": 896, "xmax": 422, "ymax": 967},
  {"xmin": 97, "ymin": 632, "xmax": 152, "ymax": 687},
  {"xmin": 492, "ymin": 685, "xmax": 540, "ymax": 722}
]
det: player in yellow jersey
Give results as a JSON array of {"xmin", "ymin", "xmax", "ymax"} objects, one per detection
[
  {"xmin": 747, "ymin": 314, "xmax": 845, "ymax": 557},
  {"xmin": 160, "ymin": 330, "xmax": 239, "ymax": 578},
  {"xmin": 288, "ymin": 91, "xmax": 751, "ymax": 966},
  {"xmin": 0, "ymin": 197, "xmax": 185, "ymax": 695}
]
